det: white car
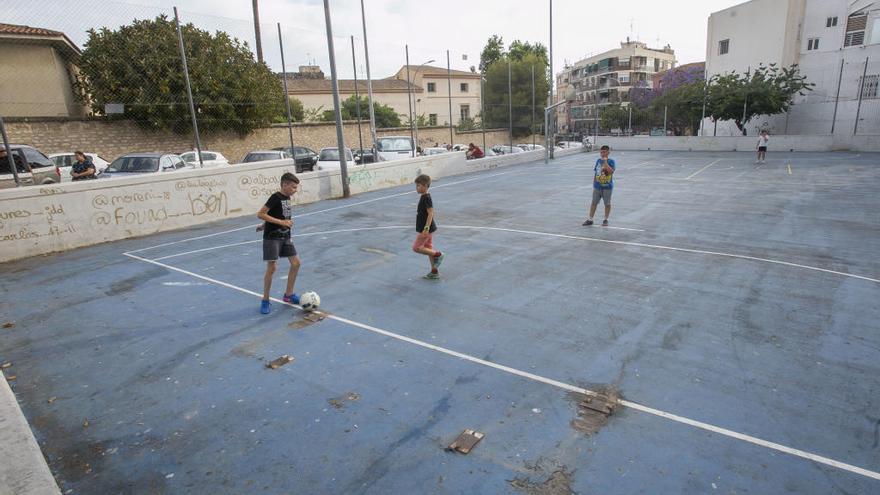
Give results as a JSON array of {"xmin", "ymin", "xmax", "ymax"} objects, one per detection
[
  {"xmin": 103, "ymin": 153, "xmax": 191, "ymax": 178},
  {"xmin": 492, "ymin": 145, "xmax": 524, "ymax": 155},
  {"xmin": 315, "ymin": 147, "xmax": 356, "ymax": 171},
  {"xmin": 422, "ymin": 147, "xmax": 448, "ymax": 156},
  {"xmin": 180, "ymin": 151, "xmax": 229, "ymax": 167},
  {"xmin": 48, "ymin": 152, "xmax": 110, "ymax": 182},
  {"xmin": 516, "ymin": 144, "xmax": 545, "ymax": 151},
  {"xmin": 376, "ymin": 136, "xmax": 414, "ymax": 161},
  {"xmin": 242, "ymin": 150, "xmax": 293, "ymax": 164}
]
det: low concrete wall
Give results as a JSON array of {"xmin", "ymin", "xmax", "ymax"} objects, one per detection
[
  {"xmin": 0, "ymin": 148, "xmax": 582, "ymax": 263},
  {"xmin": 598, "ymin": 135, "xmax": 835, "ymax": 152}
]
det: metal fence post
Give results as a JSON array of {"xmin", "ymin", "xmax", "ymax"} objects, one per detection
[
  {"xmin": 830, "ymin": 58, "xmax": 844, "ymax": 135},
  {"xmin": 480, "ymin": 71, "xmax": 486, "ymax": 153},
  {"xmin": 359, "ymin": 0, "xmax": 378, "ymax": 154},
  {"xmin": 508, "ymin": 60, "xmax": 513, "ymax": 151},
  {"xmin": 663, "ymin": 105, "xmax": 668, "ymax": 135},
  {"xmin": 627, "ymin": 104, "xmax": 632, "ymax": 136},
  {"xmin": 447, "ymin": 50, "xmax": 454, "ymax": 145},
  {"xmin": 405, "ymin": 45, "xmax": 415, "ymax": 157},
  {"xmin": 278, "ymin": 24, "xmax": 295, "ymax": 153},
  {"xmin": 0, "ymin": 117, "xmax": 20, "ymax": 187},
  {"xmin": 174, "ymin": 7, "xmax": 203, "ymax": 168},
  {"xmin": 322, "ymin": 0, "xmax": 350, "ymax": 197},
  {"xmin": 350, "ymin": 36, "xmax": 363, "ymax": 153},
  {"xmin": 854, "ymin": 57, "xmax": 869, "ymax": 136}
]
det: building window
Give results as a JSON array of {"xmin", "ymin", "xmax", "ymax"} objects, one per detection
[
  {"xmin": 807, "ymin": 38, "xmax": 820, "ymax": 50},
  {"xmin": 427, "ymin": 82, "xmax": 436, "ymax": 92},
  {"xmin": 428, "ymin": 114, "xmax": 438, "ymax": 126},
  {"xmin": 460, "ymin": 83, "xmax": 469, "ymax": 93},
  {"xmin": 718, "ymin": 39, "xmax": 730, "ymax": 55},
  {"xmin": 844, "ymin": 14, "xmax": 867, "ymax": 47},
  {"xmin": 460, "ymin": 104, "xmax": 470, "ymax": 120},
  {"xmin": 826, "ymin": 17, "xmax": 838, "ymax": 27},
  {"xmin": 861, "ymin": 74, "xmax": 879, "ymax": 99}
]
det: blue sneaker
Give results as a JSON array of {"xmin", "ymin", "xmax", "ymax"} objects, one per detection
[
  {"xmin": 433, "ymin": 252, "xmax": 445, "ymax": 268},
  {"xmin": 260, "ymin": 300, "xmax": 271, "ymax": 314},
  {"xmin": 283, "ymin": 293, "xmax": 300, "ymax": 305}
]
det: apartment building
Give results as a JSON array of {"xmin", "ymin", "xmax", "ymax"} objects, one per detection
[
  {"xmin": 555, "ymin": 40, "xmax": 677, "ymax": 134},
  {"xmin": 705, "ymin": 0, "xmax": 880, "ymax": 135}
]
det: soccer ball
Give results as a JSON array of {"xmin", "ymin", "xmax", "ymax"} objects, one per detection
[{"xmin": 299, "ymin": 291, "xmax": 320, "ymax": 311}]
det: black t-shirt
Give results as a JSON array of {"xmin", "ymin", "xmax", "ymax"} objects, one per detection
[
  {"xmin": 263, "ymin": 192, "xmax": 292, "ymax": 239},
  {"xmin": 72, "ymin": 159, "xmax": 97, "ymax": 181},
  {"xmin": 416, "ymin": 193, "xmax": 437, "ymax": 233}
]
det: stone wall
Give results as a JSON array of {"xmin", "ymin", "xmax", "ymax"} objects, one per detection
[
  {"xmin": 0, "ymin": 147, "xmax": 584, "ymax": 263},
  {"xmin": 5, "ymin": 118, "xmax": 516, "ymax": 163}
]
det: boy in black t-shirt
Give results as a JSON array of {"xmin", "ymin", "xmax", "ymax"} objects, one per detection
[
  {"xmin": 256, "ymin": 172, "xmax": 301, "ymax": 314},
  {"xmin": 412, "ymin": 174, "xmax": 444, "ymax": 279}
]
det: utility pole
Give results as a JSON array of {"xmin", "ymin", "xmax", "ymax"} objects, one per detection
[
  {"xmin": 322, "ymin": 0, "xmax": 350, "ymax": 197},
  {"xmin": 359, "ymin": 0, "xmax": 378, "ymax": 154}
]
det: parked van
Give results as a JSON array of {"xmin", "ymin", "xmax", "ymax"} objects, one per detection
[{"xmin": 376, "ymin": 136, "xmax": 414, "ymax": 161}]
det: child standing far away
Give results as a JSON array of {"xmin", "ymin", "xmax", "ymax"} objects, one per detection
[
  {"xmin": 583, "ymin": 145, "xmax": 616, "ymax": 227},
  {"xmin": 412, "ymin": 174, "xmax": 445, "ymax": 279},
  {"xmin": 257, "ymin": 172, "xmax": 302, "ymax": 314},
  {"xmin": 756, "ymin": 130, "xmax": 769, "ymax": 163}
]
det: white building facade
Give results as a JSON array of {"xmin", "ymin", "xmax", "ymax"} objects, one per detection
[
  {"xmin": 705, "ymin": 0, "xmax": 880, "ymax": 136},
  {"xmin": 556, "ymin": 40, "xmax": 677, "ymax": 135}
]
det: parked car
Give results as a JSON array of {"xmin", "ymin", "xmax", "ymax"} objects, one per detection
[
  {"xmin": 103, "ymin": 153, "xmax": 190, "ymax": 178},
  {"xmin": 556, "ymin": 141, "xmax": 584, "ymax": 149},
  {"xmin": 376, "ymin": 136, "xmax": 414, "ymax": 161},
  {"xmin": 315, "ymin": 147, "xmax": 356, "ymax": 171},
  {"xmin": 49, "ymin": 152, "xmax": 110, "ymax": 182},
  {"xmin": 516, "ymin": 144, "xmax": 545, "ymax": 151},
  {"xmin": 180, "ymin": 151, "xmax": 229, "ymax": 168},
  {"xmin": 242, "ymin": 150, "xmax": 293, "ymax": 164},
  {"xmin": 422, "ymin": 147, "xmax": 448, "ymax": 156},
  {"xmin": 272, "ymin": 146, "xmax": 318, "ymax": 172},
  {"xmin": 492, "ymin": 145, "xmax": 524, "ymax": 155},
  {"xmin": 1, "ymin": 144, "xmax": 60, "ymax": 188},
  {"xmin": 353, "ymin": 148, "xmax": 376, "ymax": 164},
  {"xmin": 452, "ymin": 144, "xmax": 469, "ymax": 152}
]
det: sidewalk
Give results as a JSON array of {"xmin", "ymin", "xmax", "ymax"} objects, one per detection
[{"xmin": 0, "ymin": 375, "xmax": 60, "ymax": 495}]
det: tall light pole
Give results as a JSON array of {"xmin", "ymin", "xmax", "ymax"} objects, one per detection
[
  {"xmin": 351, "ymin": 36, "xmax": 363, "ymax": 153},
  {"xmin": 548, "ymin": 0, "xmax": 554, "ymax": 157},
  {"xmin": 359, "ymin": 0, "xmax": 378, "ymax": 154},
  {"xmin": 252, "ymin": 0, "xmax": 263, "ymax": 63},
  {"xmin": 447, "ymin": 50, "xmax": 454, "ymax": 145},
  {"xmin": 322, "ymin": 0, "xmax": 350, "ymax": 197}
]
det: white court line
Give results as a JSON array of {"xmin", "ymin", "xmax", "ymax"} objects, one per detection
[
  {"xmin": 152, "ymin": 224, "xmax": 877, "ymax": 283},
  {"xmin": 684, "ymin": 159, "xmax": 724, "ymax": 180},
  {"xmin": 444, "ymin": 225, "xmax": 880, "ymax": 284},
  {"xmin": 121, "ymin": 251, "xmax": 880, "ymax": 482},
  {"xmin": 126, "ymin": 169, "xmax": 523, "ymax": 255}
]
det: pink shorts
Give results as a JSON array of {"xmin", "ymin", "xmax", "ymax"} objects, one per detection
[{"xmin": 412, "ymin": 232, "xmax": 434, "ymax": 251}]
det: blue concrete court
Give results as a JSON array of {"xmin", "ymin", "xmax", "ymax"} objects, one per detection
[{"xmin": 2, "ymin": 150, "xmax": 880, "ymax": 494}]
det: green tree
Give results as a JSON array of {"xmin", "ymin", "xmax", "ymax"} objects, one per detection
[
  {"xmin": 319, "ymin": 96, "xmax": 402, "ymax": 128},
  {"xmin": 479, "ymin": 35, "xmax": 505, "ymax": 73},
  {"xmin": 600, "ymin": 104, "xmax": 629, "ymax": 132},
  {"xmin": 287, "ymin": 97, "xmax": 305, "ymax": 122},
  {"xmin": 707, "ymin": 64, "xmax": 812, "ymax": 134},
  {"xmin": 481, "ymin": 46, "xmax": 549, "ymax": 137},
  {"xmin": 77, "ymin": 15, "xmax": 284, "ymax": 134},
  {"xmin": 651, "ymin": 81, "xmax": 707, "ymax": 136}
]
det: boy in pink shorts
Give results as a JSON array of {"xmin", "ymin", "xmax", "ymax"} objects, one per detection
[{"xmin": 412, "ymin": 174, "xmax": 445, "ymax": 279}]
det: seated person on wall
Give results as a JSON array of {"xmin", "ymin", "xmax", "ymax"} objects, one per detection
[
  {"xmin": 70, "ymin": 151, "xmax": 97, "ymax": 181},
  {"xmin": 466, "ymin": 143, "xmax": 484, "ymax": 160}
]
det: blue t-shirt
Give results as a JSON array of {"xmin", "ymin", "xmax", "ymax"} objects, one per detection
[{"xmin": 593, "ymin": 158, "xmax": 615, "ymax": 189}]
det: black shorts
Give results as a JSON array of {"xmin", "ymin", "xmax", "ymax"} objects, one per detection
[
  {"xmin": 758, "ymin": 146, "xmax": 767, "ymax": 152},
  {"xmin": 263, "ymin": 238, "xmax": 297, "ymax": 261}
]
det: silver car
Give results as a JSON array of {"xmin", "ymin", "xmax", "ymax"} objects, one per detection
[
  {"xmin": 1, "ymin": 144, "xmax": 60, "ymax": 188},
  {"xmin": 103, "ymin": 153, "xmax": 190, "ymax": 178}
]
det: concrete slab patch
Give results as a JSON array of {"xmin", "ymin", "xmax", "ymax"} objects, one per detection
[
  {"xmin": 568, "ymin": 387, "xmax": 620, "ymax": 435},
  {"xmin": 446, "ymin": 429, "xmax": 484, "ymax": 454},
  {"xmin": 327, "ymin": 392, "xmax": 361, "ymax": 410},
  {"xmin": 510, "ymin": 466, "xmax": 575, "ymax": 495},
  {"xmin": 266, "ymin": 355, "xmax": 294, "ymax": 369}
]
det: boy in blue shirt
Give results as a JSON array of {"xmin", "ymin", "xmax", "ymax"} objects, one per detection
[{"xmin": 583, "ymin": 145, "xmax": 615, "ymax": 226}]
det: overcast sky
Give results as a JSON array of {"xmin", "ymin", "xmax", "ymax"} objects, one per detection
[{"xmin": 8, "ymin": 0, "xmax": 745, "ymax": 79}]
